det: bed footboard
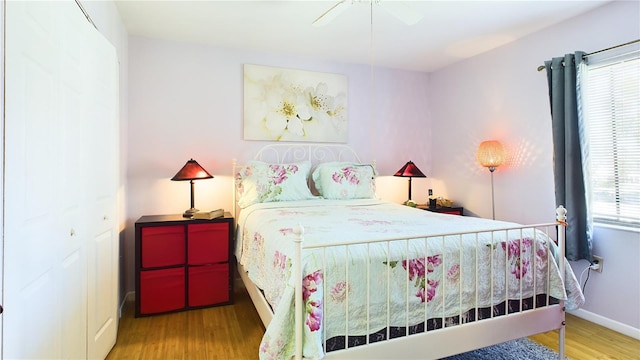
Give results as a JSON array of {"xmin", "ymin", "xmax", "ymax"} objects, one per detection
[{"xmin": 292, "ymin": 206, "xmax": 568, "ymax": 360}]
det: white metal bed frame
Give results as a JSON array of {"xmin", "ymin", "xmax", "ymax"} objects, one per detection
[{"xmin": 233, "ymin": 143, "xmax": 566, "ymax": 360}]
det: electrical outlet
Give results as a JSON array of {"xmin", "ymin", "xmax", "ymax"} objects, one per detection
[{"xmin": 591, "ymin": 255, "xmax": 604, "ymax": 273}]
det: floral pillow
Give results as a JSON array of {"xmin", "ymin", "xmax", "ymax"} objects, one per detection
[
  {"xmin": 236, "ymin": 160, "xmax": 317, "ymax": 208},
  {"xmin": 312, "ymin": 162, "xmax": 376, "ymax": 200}
]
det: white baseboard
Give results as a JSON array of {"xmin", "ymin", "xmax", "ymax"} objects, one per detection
[
  {"xmin": 569, "ymin": 308, "xmax": 640, "ymax": 340},
  {"xmin": 118, "ymin": 291, "xmax": 135, "ymax": 318}
]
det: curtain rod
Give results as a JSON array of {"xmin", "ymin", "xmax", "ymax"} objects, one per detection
[{"xmin": 537, "ymin": 38, "xmax": 640, "ymax": 71}]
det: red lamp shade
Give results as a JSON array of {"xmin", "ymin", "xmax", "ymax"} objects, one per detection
[
  {"xmin": 393, "ymin": 161, "xmax": 426, "ymax": 178},
  {"xmin": 171, "ymin": 159, "xmax": 213, "ymax": 217},
  {"xmin": 171, "ymin": 159, "xmax": 213, "ymax": 181},
  {"xmin": 477, "ymin": 140, "xmax": 505, "ymax": 171},
  {"xmin": 394, "ymin": 161, "xmax": 426, "ymax": 203}
]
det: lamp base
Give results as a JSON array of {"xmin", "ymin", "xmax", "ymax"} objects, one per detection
[{"xmin": 183, "ymin": 208, "xmax": 199, "ymax": 218}]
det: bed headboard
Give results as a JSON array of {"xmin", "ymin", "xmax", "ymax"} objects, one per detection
[
  {"xmin": 232, "ymin": 143, "xmax": 365, "ymax": 217},
  {"xmin": 251, "ymin": 143, "xmax": 362, "ymax": 164}
]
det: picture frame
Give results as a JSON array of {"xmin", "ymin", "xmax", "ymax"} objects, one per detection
[{"xmin": 243, "ymin": 64, "xmax": 348, "ymax": 143}]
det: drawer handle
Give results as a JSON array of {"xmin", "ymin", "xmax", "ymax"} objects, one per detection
[
  {"xmin": 70, "ymin": 228, "xmax": 76, "ymax": 237},
  {"xmin": 103, "ymin": 215, "xmax": 109, "ymax": 221}
]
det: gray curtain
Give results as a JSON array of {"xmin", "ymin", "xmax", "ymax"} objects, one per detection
[{"xmin": 544, "ymin": 52, "xmax": 592, "ymax": 261}]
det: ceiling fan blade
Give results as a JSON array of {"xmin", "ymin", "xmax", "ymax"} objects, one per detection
[
  {"xmin": 378, "ymin": 1, "xmax": 422, "ymax": 25},
  {"xmin": 312, "ymin": 0, "xmax": 350, "ymax": 27}
]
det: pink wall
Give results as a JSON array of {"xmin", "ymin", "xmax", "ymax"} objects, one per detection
[
  {"xmin": 127, "ymin": 38, "xmax": 432, "ymax": 208},
  {"xmin": 429, "ymin": 1, "xmax": 640, "ymax": 335},
  {"xmin": 126, "ymin": 38, "xmax": 431, "ymax": 297}
]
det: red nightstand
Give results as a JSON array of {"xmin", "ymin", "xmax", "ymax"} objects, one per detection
[{"xmin": 134, "ymin": 213, "xmax": 234, "ymax": 317}]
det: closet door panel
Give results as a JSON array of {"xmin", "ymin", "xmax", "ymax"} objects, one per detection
[
  {"xmin": 4, "ymin": 1, "xmax": 63, "ymax": 358},
  {"xmin": 85, "ymin": 22, "xmax": 119, "ymax": 360},
  {"xmin": 88, "ymin": 229, "xmax": 118, "ymax": 359},
  {"xmin": 0, "ymin": 0, "xmax": 4, "ymax": 347},
  {"xmin": 61, "ymin": 249, "xmax": 88, "ymax": 359},
  {"xmin": 9, "ymin": 272, "xmax": 61, "ymax": 358},
  {"xmin": 58, "ymin": 9, "xmax": 90, "ymax": 357}
]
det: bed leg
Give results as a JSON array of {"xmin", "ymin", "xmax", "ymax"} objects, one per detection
[
  {"xmin": 559, "ymin": 319, "xmax": 566, "ymax": 359},
  {"xmin": 558, "ymin": 303, "xmax": 566, "ymax": 360},
  {"xmin": 556, "ymin": 205, "xmax": 567, "ymax": 360}
]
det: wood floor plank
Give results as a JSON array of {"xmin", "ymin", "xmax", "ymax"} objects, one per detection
[
  {"xmin": 107, "ymin": 284, "xmax": 639, "ymax": 359},
  {"xmin": 530, "ymin": 314, "xmax": 640, "ymax": 359}
]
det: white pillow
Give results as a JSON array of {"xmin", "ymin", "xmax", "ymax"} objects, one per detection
[
  {"xmin": 312, "ymin": 162, "xmax": 376, "ymax": 200},
  {"xmin": 235, "ymin": 160, "xmax": 317, "ymax": 208}
]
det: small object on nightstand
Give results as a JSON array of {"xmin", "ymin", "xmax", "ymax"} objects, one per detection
[
  {"xmin": 192, "ymin": 209, "xmax": 224, "ymax": 220},
  {"xmin": 428, "ymin": 189, "xmax": 436, "ymax": 208},
  {"xmin": 437, "ymin": 197, "xmax": 453, "ymax": 207}
]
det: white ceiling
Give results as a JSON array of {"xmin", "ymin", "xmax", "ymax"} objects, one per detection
[{"xmin": 114, "ymin": 0, "xmax": 611, "ymax": 72}]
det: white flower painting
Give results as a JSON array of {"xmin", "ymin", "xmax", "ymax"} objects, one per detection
[{"xmin": 243, "ymin": 64, "xmax": 348, "ymax": 142}]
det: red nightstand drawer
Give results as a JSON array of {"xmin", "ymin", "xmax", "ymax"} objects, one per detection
[
  {"xmin": 188, "ymin": 223, "xmax": 229, "ymax": 264},
  {"xmin": 141, "ymin": 225, "xmax": 185, "ymax": 267},
  {"xmin": 139, "ymin": 267, "xmax": 185, "ymax": 314},
  {"xmin": 188, "ymin": 264, "xmax": 229, "ymax": 307}
]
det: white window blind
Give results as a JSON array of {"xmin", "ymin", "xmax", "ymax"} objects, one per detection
[{"xmin": 583, "ymin": 49, "xmax": 640, "ymax": 227}]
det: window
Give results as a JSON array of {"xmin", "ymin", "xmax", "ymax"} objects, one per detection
[{"xmin": 583, "ymin": 47, "xmax": 640, "ymax": 227}]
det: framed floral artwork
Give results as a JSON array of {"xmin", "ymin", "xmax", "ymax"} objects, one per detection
[{"xmin": 243, "ymin": 64, "xmax": 348, "ymax": 142}]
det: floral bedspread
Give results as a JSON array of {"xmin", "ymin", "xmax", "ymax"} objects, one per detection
[{"xmin": 235, "ymin": 199, "xmax": 585, "ymax": 360}]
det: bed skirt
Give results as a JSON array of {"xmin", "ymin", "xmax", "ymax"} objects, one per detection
[{"xmin": 325, "ymin": 295, "xmax": 558, "ymax": 352}]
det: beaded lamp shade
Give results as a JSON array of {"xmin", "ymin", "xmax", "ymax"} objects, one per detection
[{"xmin": 476, "ymin": 140, "xmax": 506, "ymax": 172}]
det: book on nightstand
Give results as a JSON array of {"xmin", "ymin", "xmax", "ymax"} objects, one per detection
[{"xmin": 191, "ymin": 209, "xmax": 224, "ymax": 220}]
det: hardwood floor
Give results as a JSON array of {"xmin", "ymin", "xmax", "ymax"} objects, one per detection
[
  {"xmin": 107, "ymin": 284, "xmax": 639, "ymax": 359},
  {"xmin": 530, "ymin": 315, "xmax": 640, "ymax": 359},
  {"xmin": 105, "ymin": 283, "xmax": 264, "ymax": 360}
]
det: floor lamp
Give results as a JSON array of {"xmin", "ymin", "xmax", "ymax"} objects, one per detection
[{"xmin": 477, "ymin": 141, "xmax": 505, "ymax": 220}]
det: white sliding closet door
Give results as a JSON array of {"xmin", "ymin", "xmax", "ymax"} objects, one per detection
[
  {"xmin": 84, "ymin": 18, "xmax": 120, "ymax": 360},
  {"xmin": 4, "ymin": 1, "xmax": 118, "ymax": 359},
  {"xmin": 0, "ymin": 1, "xmax": 5, "ymax": 352}
]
